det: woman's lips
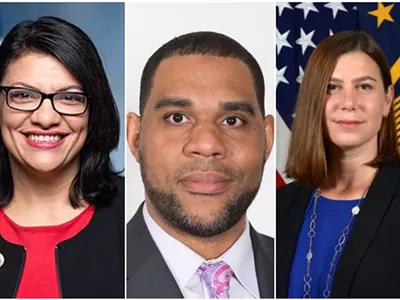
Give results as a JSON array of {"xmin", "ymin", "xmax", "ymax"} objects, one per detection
[
  {"xmin": 335, "ymin": 120, "xmax": 363, "ymax": 128},
  {"xmin": 25, "ymin": 135, "xmax": 66, "ymax": 149},
  {"xmin": 180, "ymin": 172, "xmax": 232, "ymax": 194},
  {"xmin": 22, "ymin": 131, "xmax": 68, "ymax": 149}
]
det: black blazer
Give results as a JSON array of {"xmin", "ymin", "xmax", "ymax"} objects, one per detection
[
  {"xmin": 277, "ymin": 163, "xmax": 400, "ymax": 298},
  {"xmin": 0, "ymin": 176, "xmax": 125, "ymax": 298},
  {"xmin": 127, "ymin": 202, "xmax": 274, "ymax": 298}
]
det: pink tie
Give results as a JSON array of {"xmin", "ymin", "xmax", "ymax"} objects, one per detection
[{"xmin": 196, "ymin": 261, "xmax": 234, "ymax": 299}]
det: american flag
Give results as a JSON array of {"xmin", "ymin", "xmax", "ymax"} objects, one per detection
[
  {"xmin": 276, "ymin": 2, "xmax": 400, "ymax": 188},
  {"xmin": 0, "ymin": 11, "xmax": 3, "ymax": 45}
]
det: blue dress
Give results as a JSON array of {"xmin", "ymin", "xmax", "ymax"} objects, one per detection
[{"xmin": 288, "ymin": 191, "xmax": 361, "ymax": 298}]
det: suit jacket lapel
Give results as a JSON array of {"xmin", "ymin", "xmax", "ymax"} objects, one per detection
[
  {"xmin": 126, "ymin": 202, "xmax": 183, "ymax": 298},
  {"xmin": 128, "ymin": 204, "xmax": 277, "ymax": 298},
  {"xmin": 0, "ymin": 237, "xmax": 25, "ymax": 298},
  {"xmin": 250, "ymin": 227, "xmax": 274, "ymax": 298},
  {"xmin": 277, "ymin": 184, "xmax": 313, "ymax": 298},
  {"xmin": 331, "ymin": 163, "xmax": 400, "ymax": 297}
]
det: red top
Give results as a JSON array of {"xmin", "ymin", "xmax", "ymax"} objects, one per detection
[{"xmin": 0, "ymin": 206, "xmax": 95, "ymax": 298}]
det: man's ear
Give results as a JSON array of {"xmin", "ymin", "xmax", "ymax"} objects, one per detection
[
  {"xmin": 126, "ymin": 112, "xmax": 141, "ymax": 163},
  {"xmin": 264, "ymin": 114, "xmax": 274, "ymax": 161}
]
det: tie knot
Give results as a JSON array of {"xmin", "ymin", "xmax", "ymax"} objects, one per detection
[{"xmin": 196, "ymin": 261, "xmax": 233, "ymax": 299}]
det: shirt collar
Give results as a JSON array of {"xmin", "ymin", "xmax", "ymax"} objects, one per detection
[
  {"xmin": 142, "ymin": 203, "xmax": 259, "ymax": 297},
  {"xmin": 143, "ymin": 203, "xmax": 204, "ymax": 291},
  {"xmin": 219, "ymin": 220, "xmax": 259, "ymax": 297}
]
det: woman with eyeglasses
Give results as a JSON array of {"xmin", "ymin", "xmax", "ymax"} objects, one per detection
[
  {"xmin": 0, "ymin": 17, "xmax": 124, "ymax": 298},
  {"xmin": 277, "ymin": 31, "xmax": 400, "ymax": 298}
]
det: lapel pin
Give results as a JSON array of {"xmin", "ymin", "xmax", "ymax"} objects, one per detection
[{"xmin": 0, "ymin": 253, "xmax": 4, "ymax": 268}]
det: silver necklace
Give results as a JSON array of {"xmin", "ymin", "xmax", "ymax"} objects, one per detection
[{"xmin": 303, "ymin": 188, "xmax": 368, "ymax": 298}]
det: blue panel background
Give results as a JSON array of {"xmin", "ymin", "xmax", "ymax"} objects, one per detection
[{"xmin": 0, "ymin": 2, "xmax": 125, "ymax": 172}]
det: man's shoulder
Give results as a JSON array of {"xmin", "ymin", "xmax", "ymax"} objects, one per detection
[
  {"xmin": 249, "ymin": 226, "xmax": 274, "ymax": 254},
  {"xmin": 127, "ymin": 203, "xmax": 149, "ymax": 247},
  {"xmin": 255, "ymin": 230, "xmax": 273, "ymax": 247},
  {"xmin": 126, "ymin": 203, "xmax": 156, "ymax": 277}
]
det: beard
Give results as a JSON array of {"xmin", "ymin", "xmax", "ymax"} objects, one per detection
[{"xmin": 139, "ymin": 149, "xmax": 265, "ymax": 238}]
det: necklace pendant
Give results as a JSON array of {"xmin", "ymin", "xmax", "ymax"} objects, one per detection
[{"xmin": 351, "ymin": 206, "xmax": 360, "ymax": 215}]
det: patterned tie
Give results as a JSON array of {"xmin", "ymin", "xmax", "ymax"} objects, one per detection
[{"xmin": 196, "ymin": 261, "xmax": 234, "ymax": 299}]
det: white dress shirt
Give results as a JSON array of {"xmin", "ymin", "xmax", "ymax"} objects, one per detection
[{"xmin": 143, "ymin": 203, "xmax": 260, "ymax": 298}]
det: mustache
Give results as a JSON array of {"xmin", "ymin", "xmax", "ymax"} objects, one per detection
[{"xmin": 171, "ymin": 160, "xmax": 240, "ymax": 181}]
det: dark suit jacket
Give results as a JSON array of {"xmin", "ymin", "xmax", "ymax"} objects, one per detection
[
  {"xmin": 277, "ymin": 162, "xmax": 400, "ymax": 298},
  {"xmin": 127, "ymin": 203, "xmax": 274, "ymax": 298}
]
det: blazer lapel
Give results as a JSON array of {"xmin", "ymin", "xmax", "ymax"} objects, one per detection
[
  {"xmin": 250, "ymin": 227, "xmax": 274, "ymax": 298},
  {"xmin": 0, "ymin": 237, "xmax": 25, "ymax": 298},
  {"xmin": 126, "ymin": 203, "xmax": 183, "ymax": 298},
  {"xmin": 277, "ymin": 185, "xmax": 313, "ymax": 298},
  {"xmin": 331, "ymin": 163, "xmax": 400, "ymax": 297}
]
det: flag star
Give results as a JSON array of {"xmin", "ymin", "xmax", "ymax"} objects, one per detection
[
  {"xmin": 324, "ymin": 2, "xmax": 348, "ymax": 19},
  {"xmin": 276, "ymin": 2, "xmax": 293, "ymax": 17},
  {"xmin": 329, "ymin": 29, "xmax": 334, "ymax": 36},
  {"xmin": 368, "ymin": 2, "xmax": 395, "ymax": 28},
  {"xmin": 296, "ymin": 66, "xmax": 304, "ymax": 84},
  {"xmin": 296, "ymin": 28, "xmax": 316, "ymax": 55},
  {"xmin": 295, "ymin": 2, "xmax": 319, "ymax": 19},
  {"xmin": 276, "ymin": 29, "xmax": 292, "ymax": 55},
  {"xmin": 276, "ymin": 66, "xmax": 289, "ymax": 88},
  {"xmin": 353, "ymin": 5, "xmax": 357, "ymax": 11}
]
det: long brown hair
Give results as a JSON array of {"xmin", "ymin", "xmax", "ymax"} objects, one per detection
[{"xmin": 285, "ymin": 31, "xmax": 399, "ymax": 187}]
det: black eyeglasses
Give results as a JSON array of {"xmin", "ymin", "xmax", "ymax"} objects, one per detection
[{"xmin": 0, "ymin": 86, "xmax": 88, "ymax": 116}]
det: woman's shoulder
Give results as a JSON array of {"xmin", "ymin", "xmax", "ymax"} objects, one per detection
[
  {"xmin": 373, "ymin": 162, "xmax": 400, "ymax": 193},
  {"xmin": 113, "ymin": 175, "xmax": 125, "ymax": 206},
  {"xmin": 277, "ymin": 181, "xmax": 313, "ymax": 214},
  {"xmin": 114, "ymin": 175, "xmax": 124, "ymax": 197},
  {"xmin": 277, "ymin": 180, "xmax": 311, "ymax": 198},
  {"xmin": 94, "ymin": 175, "xmax": 124, "ymax": 215}
]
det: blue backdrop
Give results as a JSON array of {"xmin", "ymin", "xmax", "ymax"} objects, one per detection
[{"xmin": 0, "ymin": 2, "xmax": 125, "ymax": 172}]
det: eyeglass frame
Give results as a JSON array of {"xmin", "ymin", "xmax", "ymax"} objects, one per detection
[{"xmin": 0, "ymin": 85, "xmax": 89, "ymax": 116}]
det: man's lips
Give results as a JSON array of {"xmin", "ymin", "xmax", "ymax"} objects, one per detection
[{"xmin": 180, "ymin": 171, "xmax": 232, "ymax": 194}]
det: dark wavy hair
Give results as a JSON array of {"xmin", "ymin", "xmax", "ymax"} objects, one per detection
[{"xmin": 0, "ymin": 16, "xmax": 121, "ymax": 208}]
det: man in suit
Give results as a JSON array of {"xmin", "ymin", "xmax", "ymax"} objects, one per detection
[{"xmin": 126, "ymin": 31, "xmax": 274, "ymax": 298}]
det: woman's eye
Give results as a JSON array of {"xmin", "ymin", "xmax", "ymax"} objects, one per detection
[
  {"xmin": 222, "ymin": 116, "xmax": 245, "ymax": 127},
  {"xmin": 165, "ymin": 113, "xmax": 190, "ymax": 124},
  {"xmin": 358, "ymin": 83, "xmax": 372, "ymax": 91},
  {"xmin": 327, "ymin": 84, "xmax": 340, "ymax": 94}
]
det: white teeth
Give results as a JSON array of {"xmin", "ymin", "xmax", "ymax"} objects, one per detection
[{"xmin": 27, "ymin": 135, "xmax": 62, "ymax": 142}]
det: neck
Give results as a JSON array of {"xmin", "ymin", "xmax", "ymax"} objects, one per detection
[
  {"xmin": 146, "ymin": 199, "xmax": 246, "ymax": 260},
  {"xmin": 323, "ymin": 141, "xmax": 378, "ymax": 198},
  {"xmin": 4, "ymin": 157, "xmax": 85, "ymax": 226}
]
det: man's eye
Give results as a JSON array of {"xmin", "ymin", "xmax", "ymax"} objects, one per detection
[
  {"xmin": 222, "ymin": 116, "xmax": 245, "ymax": 127},
  {"xmin": 165, "ymin": 113, "xmax": 190, "ymax": 124}
]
